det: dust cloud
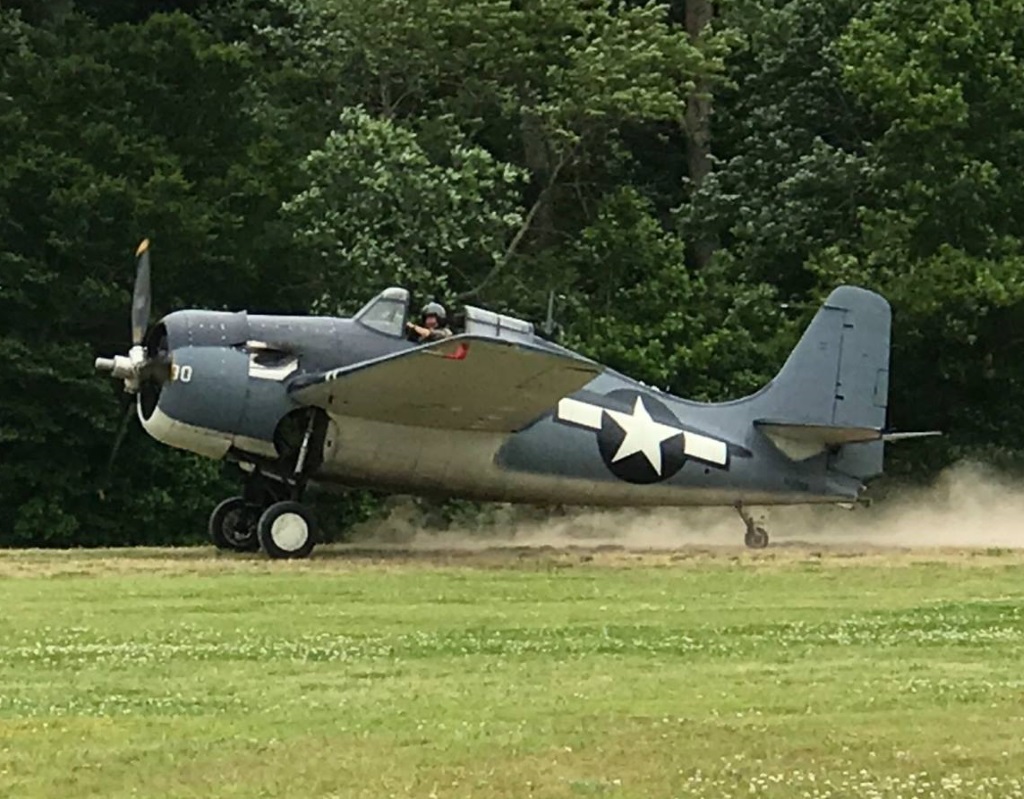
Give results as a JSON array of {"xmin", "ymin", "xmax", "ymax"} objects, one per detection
[{"xmin": 349, "ymin": 462, "xmax": 1024, "ymax": 551}]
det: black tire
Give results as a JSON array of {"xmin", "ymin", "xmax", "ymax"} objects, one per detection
[
  {"xmin": 744, "ymin": 525, "xmax": 769, "ymax": 550},
  {"xmin": 257, "ymin": 501, "xmax": 317, "ymax": 559},
  {"xmin": 209, "ymin": 496, "xmax": 260, "ymax": 552}
]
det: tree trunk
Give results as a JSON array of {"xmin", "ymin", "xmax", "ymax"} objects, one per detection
[
  {"xmin": 520, "ymin": 108, "xmax": 557, "ymax": 250},
  {"xmin": 684, "ymin": 0, "xmax": 714, "ymax": 269}
]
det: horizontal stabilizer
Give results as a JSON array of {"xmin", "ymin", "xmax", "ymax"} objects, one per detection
[
  {"xmin": 756, "ymin": 421, "xmax": 941, "ymax": 461},
  {"xmin": 881, "ymin": 430, "xmax": 943, "ymax": 442}
]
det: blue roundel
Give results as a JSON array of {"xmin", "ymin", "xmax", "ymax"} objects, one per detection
[{"xmin": 595, "ymin": 390, "xmax": 687, "ymax": 484}]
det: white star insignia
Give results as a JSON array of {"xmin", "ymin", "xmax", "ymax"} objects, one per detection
[{"xmin": 604, "ymin": 396, "xmax": 682, "ymax": 475}]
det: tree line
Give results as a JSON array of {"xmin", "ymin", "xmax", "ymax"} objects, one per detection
[{"xmin": 2, "ymin": 0, "xmax": 1023, "ymax": 546}]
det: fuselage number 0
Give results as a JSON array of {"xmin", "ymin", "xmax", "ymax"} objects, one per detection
[{"xmin": 171, "ymin": 364, "xmax": 193, "ymax": 383}]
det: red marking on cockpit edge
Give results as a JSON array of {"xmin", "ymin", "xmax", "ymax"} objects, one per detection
[{"xmin": 444, "ymin": 342, "xmax": 469, "ymax": 360}]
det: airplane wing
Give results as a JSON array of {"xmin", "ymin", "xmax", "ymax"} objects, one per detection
[{"xmin": 288, "ymin": 335, "xmax": 603, "ymax": 432}]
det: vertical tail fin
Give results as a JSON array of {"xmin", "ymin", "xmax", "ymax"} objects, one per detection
[{"xmin": 749, "ymin": 286, "xmax": 892, "ymax": 479}]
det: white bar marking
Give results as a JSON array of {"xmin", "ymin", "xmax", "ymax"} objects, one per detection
[
  {"xmin": 683, "ymin": 431, "xmax": 728, "ymax": 466},
  {"xmin": 557, "ymin": 398, "xmax": 604, "ymax": 430}
]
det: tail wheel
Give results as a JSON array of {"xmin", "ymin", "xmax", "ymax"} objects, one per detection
[
  {"xmin": 209, "ymin": 496, "xmax": 260, "ymax": 552},
  {"xmin": 257, "ymin": 501, "xmax": 317, "ymax": 559},
  {"xmin": 744, "ymin": 525, "xmax": 769, "ymax": 549}
]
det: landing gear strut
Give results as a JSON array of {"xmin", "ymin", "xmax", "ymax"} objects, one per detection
[
  {"xmin": 735, "ymin": 502, "xmax": 769, "ymax": 549},
  {"xmin": 209, "ymin": 411, "xmax": 323, "ymax": 559}
]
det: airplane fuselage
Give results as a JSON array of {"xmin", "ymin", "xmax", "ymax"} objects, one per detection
[{"xmin": 96, "ymin": 249, "xmax": 897, "ymax": 558}]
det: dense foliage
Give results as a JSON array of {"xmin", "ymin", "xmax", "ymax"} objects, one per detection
[{"xmin": 2, "ymin": 0, "xmax": 1022, "ymax": 546}]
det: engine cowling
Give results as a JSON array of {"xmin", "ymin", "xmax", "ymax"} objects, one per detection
[{"xmin": 138, "ymin": 310, "xmax": 254, "ymax": 459}]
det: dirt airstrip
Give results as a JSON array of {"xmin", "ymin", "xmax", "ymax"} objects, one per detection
[{"xmin": 1, "ymin": 462, "xmax": 1021, "ymax": 577}]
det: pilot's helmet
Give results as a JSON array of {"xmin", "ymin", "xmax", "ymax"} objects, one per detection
[{"xmin": 421, "ymin": 301, "xmax": 447, "ymax": 324}]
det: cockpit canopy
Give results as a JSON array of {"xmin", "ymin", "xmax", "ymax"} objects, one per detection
[
  {"xmin": 352, "ymin": 287, "xmax": 410, "ymax": 336},
  {"xmin": 352, "ymin": 286, "xmax": 536, "ymax": 342}
]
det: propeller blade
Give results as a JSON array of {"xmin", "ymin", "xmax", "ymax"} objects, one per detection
[
  {"xmin": 131, "ymin": 238, "xmax": 152, "ymax": 347},
  {"xmin": 98, "ymin": 396, "xmax": 135, "ymax": 500}
]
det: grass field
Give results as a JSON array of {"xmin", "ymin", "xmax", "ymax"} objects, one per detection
[{"xmin": 3, "ymin": 544, "xmax": 1024, "ymax": 798}]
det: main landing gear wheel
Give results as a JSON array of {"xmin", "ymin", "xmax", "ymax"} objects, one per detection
[
  {"xmin": 735, "ymin": 502, "xmax": 770, "ymax": 550},
  {"xmin": 257, "ymin": 501, "xmax": 317, "ymax": 560},
  {"xmin": 209, "ymin": 496, "xmax": 260, "ymax": 552}
]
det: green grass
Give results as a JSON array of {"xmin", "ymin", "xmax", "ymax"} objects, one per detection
[{"xmin": 3, "ymin": 545, "xmax": 1024, "ymax": 798}]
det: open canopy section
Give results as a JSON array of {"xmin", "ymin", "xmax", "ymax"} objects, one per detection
[{"xmin": 463, "ymin": 305, "xmax": 534, "ymax": 342}]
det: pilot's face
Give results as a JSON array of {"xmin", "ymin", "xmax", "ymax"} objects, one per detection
[{"xmin": 424, "ymin": 314, "xmax": 438, "ymax": 329}]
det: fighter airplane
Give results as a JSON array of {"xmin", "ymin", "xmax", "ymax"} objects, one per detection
[{"xmin": 95, "ymin": 240, "xmax": 935, "ymax": 558}]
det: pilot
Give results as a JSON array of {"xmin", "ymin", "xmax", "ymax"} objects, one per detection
[{"xmin": 406, "ymin": 301, "xmax": 453, "ymax": 343}]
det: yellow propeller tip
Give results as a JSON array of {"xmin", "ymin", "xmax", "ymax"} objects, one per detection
[{"xmin": 136, "ymin": 238, "xmax": 150, "ymax": 257}]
